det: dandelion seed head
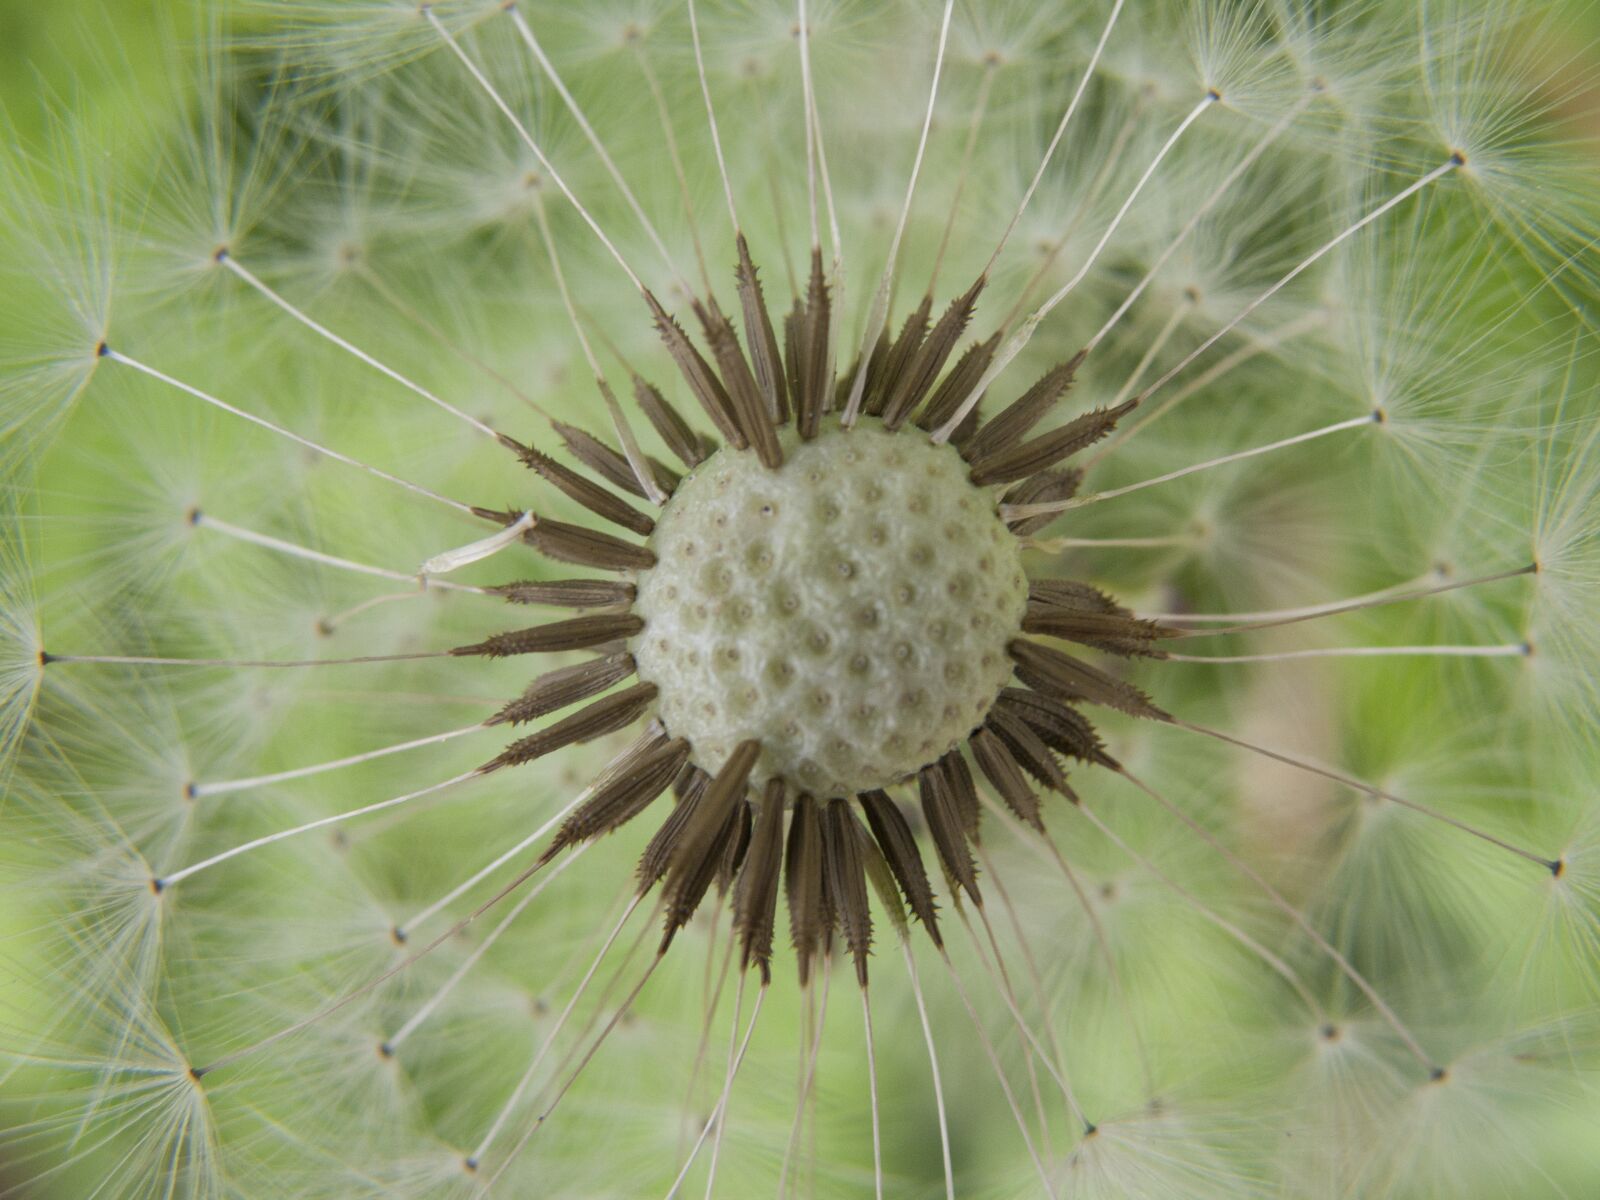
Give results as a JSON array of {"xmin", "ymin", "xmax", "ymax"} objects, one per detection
[
  {"xmin": 7, "ymin": 0, "xmax": 1600, "ymax": 1194},
  {"xmin": 634, "ymin": 420, "xmax": 1026, "ymax": 795}
]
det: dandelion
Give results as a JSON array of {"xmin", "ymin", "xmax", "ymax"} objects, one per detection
[{"xmin": 3, "ymin": 1, "xmax": 1598, "ymax": 1197}]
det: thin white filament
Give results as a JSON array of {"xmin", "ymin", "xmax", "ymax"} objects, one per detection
[
  {"xmin": 45, "ymin": 651, "xmax": 450, "ymax": 669},
  {"xmin": 861, "ymin": 985, "xmax": 883, "ymax": 1200},
  {"xmin": 1134, "ymin": 157, "xmax": 1462, "ymax": 408},
  {"xmin": 1068, "ymin": 797, "xmax": 1327, "ymax": 1019},
  {"xmin": 840, "ymin": 0, "xmax": 956, "ymax": 427},
  {"xmin": 355, "ymin": 262, "xmax": 545, "ymax": 415},
  {"xmin": 1024, "ymin": 533, "xmax": 1195, "ymax": 552},
  {"xmin": 899, "ymin": 941, "xmax": 955, "ymax": 1200},
  {"xmin": 486, "ymin": 950, "xmax": 667, "ymax": 1185},
  {"xmin": 103, "ymin": 349, "xmax": 474, "ymax": 515},
  {"xmin": 190, "ymin": 722, "xmax": 487, "ymax": 799},
  {"xmin": 797, "ymin": 0, "xmax": 820, "ymax": 249},
  {"xmin": 1167, "ymin": 643, "xmax": 1530, "ymax": 663},
  {"xmin": 983, "ymin": 0, "xmax": 1128, "ymax": 273},
  {"xmin": 776, "ymin": 958, "xmax": 832, "ymax": 1199},
  {"xmin": 195, "ymin": 513, "xmax": 483, "ymax": 592},
  {"xmin": 952, "ymin": 915, "xmax": 1088, "ymax": 1128},
  {"xmin": 686, "ymin": 0, "xmax": 742, "ymax": 231},
  {"xmin": 702, "ymin": 981, "xmax": 765, "ymax": 1198},
  {"xmin": 395, "ymin": 775, "xmax": 601, "ymax": 938},
  {"xmin": 1172, "ymin": 719, "xmax": 1560, "ymax": 871},
  {"xmin": 937, "ymin": 948, "xmax": 1057, "ymax": 1197},
  {"xmin": 933, "ymin": 93, "xmax": 1219, "ymax": 443},
  {"xmin": 218, "ymin": 255, "xmax": 499, "ymax": 438},
  {"xmin": 928, "ymin": 62, "xmax": 997, "ymax": 292},
  {"xmin": 601, "ymin": 387, "xmax": 670, "ymax": 506},
  {"xmin": 1118, "ymin": 767, "xmax": 1436, "ymax": 1069},
  {"xmin": 469, "ymin": 893, "xmax": 646, "ymax": 1167},
  {"xmin": 1157, "ymin": 564, "xmax": 1534, "ymax": 632},
  {"xmin": 1110, "ymin": 295, "xmax": 1193, "ymax": 407},
  {"xmin": 633, "ymin": 44, "xmax": 713, "ymax": 294},
  {"xmin": 384, "ymin": 847, "xmax": 587, "ymax": 1054},
  {"xmin": 974, "ymin": 846, "xmax": 1088, "ymax": 1108},
  {"xmin": 1084, "ymin": 93, "xmax": 1314, "ymax": 354},
  {"xmin": 506, "ymin": 4, "xmax": 682, "ymax": 281},
  {"xmin": 1094, "ymin": 309, "xmax": 1328, "ymax": 464},
  {"xmin": 527, "ymin": 191, "xmax": 669, "ymax": 505},
  {"xmin": 975, "ymin": 796, "xmax": 1155, "ymax": 1093},
  {"xmin": 155, "ymin": 770, "xmax": 480, "ymax": 890},
  {"xmin": 420, "ymin": 512, "xmax": 533, "ymax": 576},
  {"xmin": 1010, "ymin": 413, "xmax": 1377, "ymax": 517},
  {"xmin": 661, "ymin": 976, "xmax": 766, "ymax": 1199},
  {"xmin": 425, "ymin": 6, "xmax": 648, "ymax": 295},
  {"xmin": 191, "ymin": 833, "xmax": 560, "ymax": 1079},
  {"xmin": 1146, "ymin": 573, "xmax": 1439, "ymax": 622}
]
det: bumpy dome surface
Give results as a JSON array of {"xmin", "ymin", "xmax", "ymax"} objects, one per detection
[{"xmin": 633, "ymin": 420, "xmax": 1028, "ymax": 797}]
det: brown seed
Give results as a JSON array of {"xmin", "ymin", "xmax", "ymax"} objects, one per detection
[
  {"xmin": 882, "ymin": 275, "xmax": 986, "ymax": 430},
  {"xmin": 480, "ymin": 682, "xmax": 658, "ymax": 773},
  {"xmin": 452, "ymin": 613, "xmax": 644, "ymax": 659},
  {"xmin": 1009, "ymin": 638, "xmax": 1171, "ymax": 721},
  {"xmin": 496, "ymin": 434, "xmax": 654, "ymax": 535},
  {"xmin": 858, "ymin": 789, "xmax": 941, "ymax": 945},
  {"xmin": 734, "ymin": 780, "xmax": 787, "ymax": 982},
  {"xmin": 918, "ymin": 761, "xmax": 982, "ymax": 904},
  {"xmin": 1004, "ymin": 469, "xmax": 1083, "ymax": 537},
  {"xmin": 638, "ymin": 766, "xmax": 707, "ymax": 889},
  {"xmin": 488, "ymin": 579, "xmax": 636, "ymax": 609},
  {"xmin": 916, "ymin": 331, "xmax": 1000, "ymax": 436},
  {"xmin": 785, "ymin": 794, "xmax": 827, "ymax": 985},
  {"xmin": 661, "ymin": 741, "xmax": 761, "ymax": 946},
  {"xmin": 994, "ymin": 687, "xmax": 1116, "ymax": 768},
  {"xmin": 644, "ymin": 288, "xmax": 744, "ymax": 449},
  {"xmin": 633, "ymin": 374, "xmax": 715, "ymax": 469},
  {"xmin": 735, "ymin": 233, "xmax": 790, "ymax": 424},
  {"xmin": 554, "ymin": 419, "xmax": 679, "ymax": 500},
  {"xmin": 863, "ymin": 294, "xmax": 932, "ymax": 418},
  {"xmin": 984, "ymin": 707, "xmax": 1071, "ymax": 796},
  {"xmin": 969, "ymin": 399, "xmax": 1137, "ymax": 487},
  {"xmin": 968, "ymin": 726, "xmax": 1043, "ymax": 830},
  {"xmin": 487, "ymin": 652, "xmax": 637, "ymax": 726},
  {"xmin": 822, "ymin": 799, "xmax": 874, "ymax": 986},
  {"xmin": 793, "ymin": 248, "xmax": 833, "ymax": 441},
  {"xmin": 696, "ymin": 295, "xmax": 783, "ymax": 469},
  {"xmin": 539, "ymin": 736, "xmax": 688, "ymax": 863},
  {"xmin": 963, "ymin": 350, "xmax": 1086, "ymax": 463}
]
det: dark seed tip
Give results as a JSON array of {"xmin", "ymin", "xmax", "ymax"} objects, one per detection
[
  {"xmin": 377, "ymin": 1041, "xmax": 394, "ymax": 1059},
  {"xmin": 1519, "ymin": 640, "xmax": 1535, "ymax": 657},
  {"xmin": 1320, "ymin": 1023, "xmax": 1341, "ymax": 1042},
  {"xmin": 1449, "ymin": 149, "xmax": 1467, "ymax": 167},
  {"xmin": 1082, "ymin": 1123, "xmax": 1099, "ymax": 1138},
  {"xmin": 1370, "ymin": 407, "xmax": 1387, "ymax": 424},
  {"xmin": 182, "ymin": 781, "xmax": 197, "ymax": 801},
  {"xmin": 94, "ymin": 340, "xmax": 110, "ymax": 358},
  {"xmin": 189, "ymin": 1065, "xmax": 207, "ymax": 1082},
  {"xmin": 212, "ymin": 246, "xmax": 230, "ymax": 263},
  {"xmin": 1429, "ymin": 1066, "xmax": 1450, "ymax": 1084},
  {"xmin": 150, "ymin": 877, "xmax": 167, "ymax": 895},
  {"xmin": 390, "ymin": 924, "xmax": 408, "ymax": 945},
  {"xmin": 38, "ymin": 649, "xmax": 55, "ymax": 666},
  {"xmin": 1551, "ymin": 857, "xmax": 1566, "ymax": 879},
  {"xmin": 462, "ymin": 1157, "xmax": 479, "ymax": 1173},
  {"xmin": 1206, "ymin": 87, "xmax": 1222, "ymax": 101}
]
